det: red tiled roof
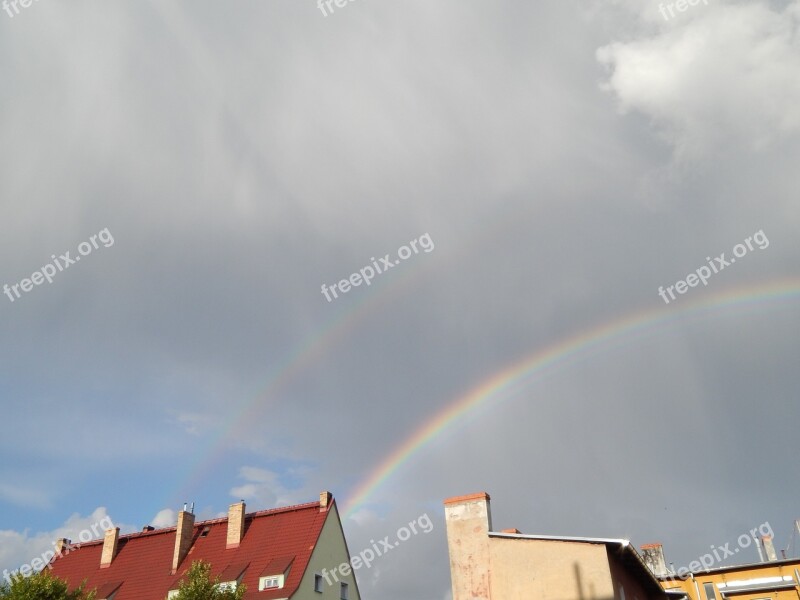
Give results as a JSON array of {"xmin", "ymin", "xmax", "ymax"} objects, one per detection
[{"xmin": 49, "ymin": 499, "xmax": 332, "ymax": 600}]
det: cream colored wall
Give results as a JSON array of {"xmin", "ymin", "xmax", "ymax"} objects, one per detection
[
  {"xmin": 489, "ymin": 537, "xmax": 616, "ymax": 600},
  {"xmin": 294, "ymin": 503, "xmax": 360, "ymax": 600}
]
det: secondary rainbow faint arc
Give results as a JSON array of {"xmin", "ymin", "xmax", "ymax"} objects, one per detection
[
  {"xmin": 166, "ymin": 249, "xmax": 432, "ymax": 509},
  {"xmin": 342, "ymin": 278, "xmax": 800, "ymax": 518}
]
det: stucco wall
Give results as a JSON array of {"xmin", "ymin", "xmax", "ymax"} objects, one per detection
[
  {"xmin": 296, "ymin": 503, "xmax": 360, "ymax": 600},
  {"xmin": 489, "ymin": 537, "xmax": 615, "ymax": 600}
]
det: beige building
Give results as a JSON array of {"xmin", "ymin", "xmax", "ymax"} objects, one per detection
[{"xmin": 444, "ymin": 492, "xmax": 668, "ymax": 600}]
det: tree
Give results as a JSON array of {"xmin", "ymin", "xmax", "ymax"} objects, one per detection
[
  {"xmin": 0, "ymin": 570, "xmax": 95, "ymax": 600},
  {"xmin": 173, "ymin": 561, "xmax": 246, "ymax": 600}
]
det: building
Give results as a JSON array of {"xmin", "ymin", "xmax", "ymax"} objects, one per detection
[
  {"xmin": 48, "ymin": 492, "xmax": 360, "ymax": 600},
  {"xmin": 444, "ymin": 492, "xmax": 669, "ymax": 600},
  {"xmin": 642, "ymin": 541, "xmax": 800, "ymax": 600}
]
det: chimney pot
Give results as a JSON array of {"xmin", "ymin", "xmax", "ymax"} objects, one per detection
[{"xmin": 226, "ymin": 501, "xmax": 246, "ymax": 549}]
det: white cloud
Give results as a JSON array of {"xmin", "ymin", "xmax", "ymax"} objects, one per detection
[
  {"xmin": 150, "ymin": 509, "xmax": 177, "ymax": 529},
  {"xmin": 597, "ymin": 0, "xmax": 800, "ymax": 159},
  {"xmin": 229, "ymin": 466, "xmax": 303, "ymax": 509},
  {"xmin": 0, "ymin": 508, "xmax": 131, "ymax": 574}
]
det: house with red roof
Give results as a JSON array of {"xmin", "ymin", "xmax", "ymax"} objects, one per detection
[{"xmin": 48, "ymin": 492, "xmax": 361, "ymax": 600}]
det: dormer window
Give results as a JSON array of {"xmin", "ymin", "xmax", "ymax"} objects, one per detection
[
  {"xmin": 216, "ymin": 562, "xmax": 248, "ymax": 594},
  {"xmin": 259, "ymin": 555, "xmax": 294, "ymax": 593},
  {"xmin": 258, "ymin": 574, "xmax": 284, "ymax": 590}
]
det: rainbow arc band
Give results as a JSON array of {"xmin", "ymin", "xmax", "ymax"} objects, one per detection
[{"xmin": 343, "ymin": 279, "xmax": 800, "ymax": 518}]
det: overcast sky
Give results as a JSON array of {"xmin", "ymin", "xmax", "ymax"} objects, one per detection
[{"xmin": 1, "ymin": 0, "xmax": 799, "ymax": 598}]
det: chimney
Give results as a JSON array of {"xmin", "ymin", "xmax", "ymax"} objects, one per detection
[
  {"xmin": 55, "ymin": 538, "xmax": 70, "ymax": 558},
  {"xmin": 444, "ymin": 492, "xmax": 492, "ymax": 600},
  {"xmin": 172, "ymin": 509, "xmax": 196, "ymax": 573},
  {"xmin": 320, "ymin": 491, "xmax": 332, "ymax": 511},
  {"xmin": 761, "ymin": 535, "xmax": 778, "ymax": 562},
  {"xmin": 640, "ymin": 543, "xmax": 669, "ymax": 578},
  {"xmin": 226, "ymin": 501, "xmax": 245, "ymax": 549},
  {"xmin": 142, "ymin": 525, "xmax": 154, "ymax": 532},
  {"xmin": 100, "ymin": 527, "xmax": 120, "ymax": 568}
]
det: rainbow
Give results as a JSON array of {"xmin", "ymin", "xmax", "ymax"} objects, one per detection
[
  {"xmin": 165, "ymin": 247, "xmax": 434, "ymax": 509},
  {"xmin": 342, "ymin": 278, "xmax": 800, "ymax": 518}
]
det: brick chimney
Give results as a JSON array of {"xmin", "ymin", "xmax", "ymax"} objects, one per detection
[
  {"xmin": 320, "ymin": 491, "xmax": 332, "ymax": 511},
  {"xmin": 100, "ymin": 527, "xmax": 120, "ymax": 568},
  {"xmin": 172, "ymin": 509, "xmax": 196, "ymax": 573},
  {"xmin": 226, "ymin": 501, "xmax": 246, "ymax": 549},
  {"xmin": 444, "ymin": 492, "xmax": 492, "ymax": 600},
  {"xmin": 640, "ymin": 543, "xmax": 669, "ymax": 578}
]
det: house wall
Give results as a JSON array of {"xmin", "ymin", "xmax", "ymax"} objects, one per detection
[
  {"xmin": 489, "ymin": 537, "xmax": 616, "ymax": 600},
  {"xmin": 295, "ymin": 503, "xmax": 360, "ymax": 600},
  {"xmin": 607, "ymin": 549, "xmax": 659, "ymax": 600}
]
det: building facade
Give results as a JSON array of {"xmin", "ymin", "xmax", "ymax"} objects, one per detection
[
  {"xmin": 643, "ymin": 541, "xmax": 800, "ymax": 600},
  {"xmin": 444, "ymin": 492, "xmax": 668, "ymax": 600}
]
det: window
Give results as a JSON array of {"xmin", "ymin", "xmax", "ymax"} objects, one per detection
[
  {"xmin": 703, "ymin": 583, "xmax": 717, "ymax": 600},
  {"xmin": 166, "ymin": 592, "xmax": 179, "ymax": 600},
  {"xmin": 216, "ymin": 581, "xmax": 237, "ymax": 592},
  {"xmin": 340, "ymin": 582, "xmax": 349, "ymax": 599},
  {"xmin": 314, "ymin": 574, "xmax": 323, "ymax": 593},
  {"xmin": 259, "ymin": 575, "xmax": 284, "ymax": 591}
]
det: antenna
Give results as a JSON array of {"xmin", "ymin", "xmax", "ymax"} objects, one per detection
[{"xmin": 190, "ymin": 502, "xmax": 195, "ymax": 514}]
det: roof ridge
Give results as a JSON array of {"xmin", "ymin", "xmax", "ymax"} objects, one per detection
[{"xmin": 112, "ymin": 500, "xmax": 323, "ymax": 542}]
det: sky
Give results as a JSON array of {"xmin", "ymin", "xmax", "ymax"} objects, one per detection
[{"xmin": 1, "ymin": 0, "xmax": 799, "ymax": 598}]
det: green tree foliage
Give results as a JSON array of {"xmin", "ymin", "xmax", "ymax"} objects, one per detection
[
  {"xmin": 173, "ymin": 561, "xmax": 246, "ymax": 600},
  {"xmin": 0, "ymin": 570, "xmax": 95, "ymax": 600}
]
